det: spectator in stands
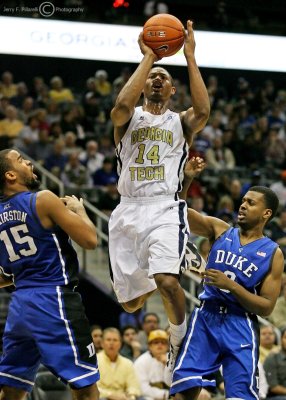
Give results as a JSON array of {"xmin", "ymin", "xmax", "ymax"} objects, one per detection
[
  {"xmin": 14, "ymin": 114, "xmax": 39, "ymax": 155},
  {"xmin": 229, "ymin": 178, "xmax": 242, "ymax": 212},
  {"xmin": 195, "ymin": 236, "xmax": 211, "ymax": 262},
  {"xmin": 120, "ymin": 326, "xmax": 142, "ymax": 361},
  {"xmin": 0, "ymin": 71, "xmax": 17, "ymax": 99},
  {"xmin": 44, "ymin": 138, "xmax": 68, "ymax": 179},
  {"xmin": 61, "ymin": 152, "xmax": 92, "ymax": 194},
  {"xmin": 46, "ymin": 100, "xmax": 61, "ymax": 125},
  {"xmin": 10, "ymin": 81, "xmax": 28, "ymax": 109},
  {"xmin": 18, "ymin": 96, "xmax": 35, "ymax": 124},
  {"xmin": 90, "ymin": 325, "xmax": 103, "ymax": 353},
  {"xmin": 63, "ymin": 131, "xmax": 82, "ymax": 156},
  {"xmin": 205, "ymin": 136, "xmax": 236, "ymax": 171},
  {"xmin": 49, "ymin": 75, "xmax": 75, "ymax": 104},
  {"xmin": 79, "ymin": 140, "xmax": 104, "ymax": 175},
  {"xmin": 97, "ymin": 327, "xmax": 141, "ymax": 400},
  {"xmin": 0, "ymin": 105, "xmax": 24, "ymax": 148},
  {"xmin": 241, "ymin": 170, "xmax": 262, "ymax": 197},
  {"xmin": 119, "ymin": 309, "xmax": 145, "ymax": 331},
  {"xmin": 201, "ymin": 111, "xmax": 223, "ymax": 142},
  {"xmin": 206, "ymin": 75, "xmax": 226, "ymax": 108},
  {"xmin": 92, "ymin": 157, "xmax": 118, "ymax": 187},
  {"xmin": 99, "ymin": 135, "xmax": 115, "ymax": 159},
  {"xmin": 96, "ymin": 181, "xmax": 120, "ymax": 216},
  {"xmin": 30, "ymin": 128, "xmax": 53, "ymax": 164},
  {"xmin": 134, "ymin": 329, "xmax": 169, "ymax": 400},
  {"xmin": 259, "ymin": 324, "xmax": 280, "ymax": 365},
  {"xmin": 268, "ymin": 274, "xmax": 286, "ymax": 331},
  {"xmin": 266, "ymin": 208, "xmax": 286, "ymax": 259},
  {"xmin": 35, "ymin": 108, "xmax": 50, "ymax": 132},
  {"xmin": 94, "ymin": 70, "xmax": 112, "ymax": 97},
  {"xmin": 270, "ymin": 171, "xmax": 286, "ymax": 208},
  {"xmin": 113, "ymin": 67, "xmax": 132, "ymax": 94},
  {"xmin": 264, "ymin": 327, "xmax": 286, "ymax": 399},
  {"xmin": 137, "ymin": 313, "xmax": 160, "ymax": 353},
  {"xmin": 264, "ymin": 127, "xmax": 286, "ymax": 168}
]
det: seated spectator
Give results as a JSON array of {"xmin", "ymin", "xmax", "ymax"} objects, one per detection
[
  {"xmin": 79, "ymin": 140, "xmax": 104, "ymax": 175},
  {"xmin": 270, "ymin": 171, "xmax": 286, "ymax": 208},
  {"xmin": 18, "ymin": 96, "xmax": 35, "ymax": 124},
  {"xmin": 63, "ymin": 131, "xmax": 82, "ymax": 156},
  {"xmin": 259, "ymin": 325, "xmax": 280, "ymax": 365},
  {"xmin": 264, "ymin": 327, "xmax": 286, "ymax": 399},
  {"xmin": 49, "ymin": 75, "xmax": 75, "ymax": 104},
  {"xmin": 264, "ymin": 127, "xmax": 286, "ymax": 168},
  {"xmin": 137, "ymin": 313, "xmax": 160, "ymax": 353},
  {"xmin": 205, "ymin": 136, "xmax": 236, "ymax": 171},
  {"xmin": 94, "ymin": 70, "xmax": 112, "ymax": 97},
  {"xmin": 44, "ymin": 138, "xmax": 68, "ymax": 179},
  {"xmin": 0, "ymin": 105, "xmax": 24, "ymax": 147},
  {"xmin": 241, "ymin": 170, "xmax": 263, "ymax": 197},
  {"xmin": 14, "ymin": 114, "xmax": 39, "ymax": 155},
  {"xmin": 119, "ymin": 309, "xmax": 145, "ymax": 331},
  {"xmin": 96, "ymin": 181, "xmax": 120, "ymax": 216},
  {"xmin": 10, "ymin": 81, "xmax": 29, "ymax": 109},
  {"xmin": 134, "ymin": 329, "xmax": 169, "ymax": 400},
  {"xmin": 92, "ymin": 157, "xmax": 118, "ymax": 187},
  {"xmin": 97, "ymin": 327, "xmax": 141, "ymax": 400},
  {"xmin": 99, "ymin": 135, "xmax": 116, "ymax": 159},
  {"xmin": 266, "ymin": 209, "xmax": 286, "ymax": 259},
  {"xmin": 120, "ymin": 325, "xmax": 142, "ymax": 361},
  {"xmin": 61, "ymin": 152, "xmax": 92, "ymax": 194},
  {"xmin": 268, "ymin": 274, "xmax": 286, "ymax": 331},
  {"xmin": 0, "ymin": 71, "xmax": 17, "ymax": 98},
  {"xmin": 31, "ymin": 128, "xmax": 53, "ymax": 164},
  {"xmin": 90, "ymin": 324, "xmax": 103, "ymax": 353}
]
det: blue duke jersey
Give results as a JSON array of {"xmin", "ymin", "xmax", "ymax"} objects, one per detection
[
  {"xmin": 0, "ymin": 191, "xmax": 79, "ymax": 288},
  {"xmin": 199, "ymin": 227, "xmax": 278, "ymax": 309},
  {"xmin": 116, "ymin": 106, "xmax": 189, "ymax": 197}
]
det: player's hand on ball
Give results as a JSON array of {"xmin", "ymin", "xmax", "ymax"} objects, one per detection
[
  {"xmin": 61, "ymin": 195, "xmax": 84, "ymax": 213},
  {"xmin": 138, "ymin": 32, "xmax": 161, "ymax": 61},
  {"xmin": 184, "ymin": 20, "xmax": 196, "ymax": 58}
]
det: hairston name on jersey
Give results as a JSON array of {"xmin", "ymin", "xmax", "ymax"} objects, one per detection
[
  {"xmin": 0, "ymin": 210, "xmax": 27, "ymax": 225},
  {"xmin": 131, "ymin": 127, "xmax": 173, "ymax": 147}
]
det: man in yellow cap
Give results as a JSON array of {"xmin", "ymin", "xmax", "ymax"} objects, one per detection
[{"xmin": 134, "ymin": 330, "xmax": 169, "ymax": 400}]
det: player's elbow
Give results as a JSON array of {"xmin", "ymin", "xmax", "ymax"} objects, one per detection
[
  {"xmin": 196, "ymin": 107, "xmax": 210, "ymax": 126},
  {"xmin": 111, "ymin": 103, "xmax": 132, "ymax": 126},
  {"xmin": 84, "ymin": 236, "xmax": 98, "ymax": 250}
]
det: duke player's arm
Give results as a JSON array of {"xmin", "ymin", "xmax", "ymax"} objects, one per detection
[
  {"xmin": 203, "ymin": 247, "xmax": 284, "ymax": 316},
  {"xmin": 111, "ymin": 34, "xmax": 157, "ymax": 146},
  {"xmin": 187, "ymin": 208, "xmax": 229, "ymax": 242},
  {"xmin": 36, "ymin": 190, "xmax": 97, "ymax": 249},
  {"xmin": 0, "ymin": 273, "xmax": 13, "ymax": 288},
  {"xmin": 180, "ymin": 21, "xmax": 210, "ymax": 145}
]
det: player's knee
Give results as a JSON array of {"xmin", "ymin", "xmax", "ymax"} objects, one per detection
[
  {"xmin": 121, "ymin": 299, "xmax": 143, "ymax": 312},
  {"xmin": 155, "ymin": 274, "xmax": 180, "ymax": 298}
]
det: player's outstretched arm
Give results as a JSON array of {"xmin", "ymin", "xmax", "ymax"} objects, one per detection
[
  {"xmin": 179, "ymin": 156, "xmax": 206, "ymax": 200},
  {"xmin": 180, "ymin": 20, "xmax": 210, "ymax": 144},
  {"xmin": 202, "ymin": 247, "xmax": 284, "ymax": 316},
  {"xmin": 36, "ymin": 191, "xmax": 97, "ymax": 249}
]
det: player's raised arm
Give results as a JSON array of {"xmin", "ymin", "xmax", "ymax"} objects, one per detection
[
  {"xmin": 180, "ymin": 20, "xmax": 210, "ymax": 144},
  {"xmin": 36, "ymin": 191, "xmax": 97, "ymax": 249},
  {"xmin": 110, "ymin": 33, "xmax": 158, "ymax": 143}
]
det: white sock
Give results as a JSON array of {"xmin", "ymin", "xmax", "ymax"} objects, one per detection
[{"xmin": 168, "ymin": 318, "xmax": 187, "ymax": 347}]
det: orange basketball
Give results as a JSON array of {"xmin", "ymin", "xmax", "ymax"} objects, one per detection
[{"xmin": 143, "ymin": 14, "xmax": 185, "ymax": 58}]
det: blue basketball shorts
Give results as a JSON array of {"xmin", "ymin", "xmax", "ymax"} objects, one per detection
[
  {"xmin": 170, "ymin": 302, "xmax": 260, "ymax": 400},
  {"xmin": 0, "ymin": 286, "xmax": 99, "ymax": 393}
]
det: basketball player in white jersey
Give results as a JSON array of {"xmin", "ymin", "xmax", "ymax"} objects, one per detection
[{"xmin": 109, "ymin": 20, "xmax": 210, "ymax": 384}]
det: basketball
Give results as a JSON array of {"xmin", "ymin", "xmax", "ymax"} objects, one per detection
[{"xmin": 143, "ymin": 14, "xmax": 185, "ymax": 58}]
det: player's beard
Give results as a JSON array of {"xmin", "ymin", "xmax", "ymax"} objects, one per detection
[{"xmin": 25, "ymin": 176, "xmax": 41, "ymax": 191}]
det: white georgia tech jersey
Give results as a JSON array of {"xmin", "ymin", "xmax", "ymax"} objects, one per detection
[{"xmin": 116, "ymin": 106, "xmax": 189, "ymax": 197}]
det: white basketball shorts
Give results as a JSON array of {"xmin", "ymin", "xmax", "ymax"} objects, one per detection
[{"xmin": 108, "ymin": 195, "xmax": 189, "ymax": 303}]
